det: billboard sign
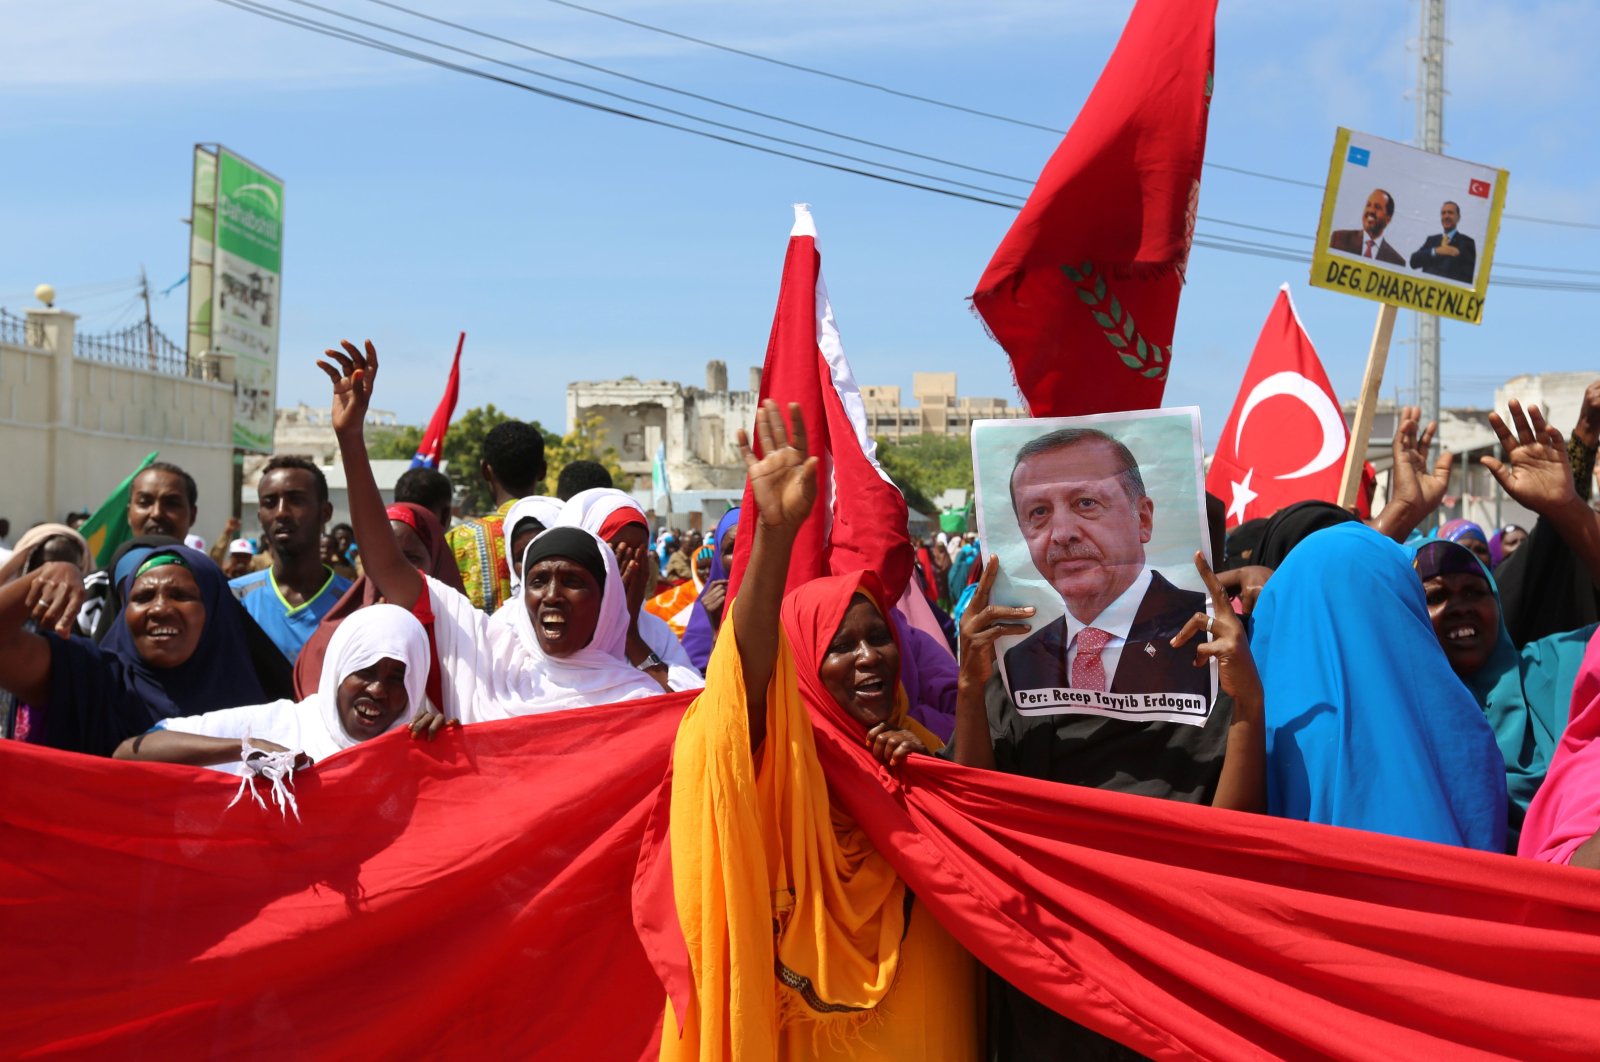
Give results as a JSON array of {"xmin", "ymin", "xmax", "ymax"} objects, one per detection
[{"xmin": 203, "ymin": 147, "xmax": 283, "ymax": 453}]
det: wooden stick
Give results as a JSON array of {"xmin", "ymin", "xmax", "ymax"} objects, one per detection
[{"xmin": 1338, "ymin": 302, "xmax": 1399, "ymax": 508}]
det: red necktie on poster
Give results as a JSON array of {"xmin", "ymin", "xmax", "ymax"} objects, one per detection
[
  {"xmin": 1072, "ymin": 627, "xmax": 1112, "ymax": 691},
  {"xmin": 1206, "ymin": 284, "xmax": 1350, "ymax": 527},
  {"xmin": 1364, "ymin": 239, "xmax": 1375, "ymax": 258},
  {"xmin": 970, "ymin": 0, "xmax": 1217, "ymax": 416}
]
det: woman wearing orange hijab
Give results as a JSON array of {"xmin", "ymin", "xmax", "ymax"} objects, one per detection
[{"xmin": 662, "ymin": 401, "xmax": 977, "ymax": 1060}]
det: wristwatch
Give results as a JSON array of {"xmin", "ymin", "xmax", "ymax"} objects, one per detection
[{"xmin": 638, "ymin": 652, "xmax": 667, "ymax": 671}]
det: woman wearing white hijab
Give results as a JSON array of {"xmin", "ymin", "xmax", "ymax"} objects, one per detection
[
  {"xmin": 113, "ymin": 603, "xmax": 438, "ymax": 772},
  {"xmin": 555, "ymin": 488, "xmax": 705, "ymax": 691},
  {"xmin": 318, "ymin": 339, "xmax": 665, "ymax": 722},
  {"xmin": 468, "ymin": 526, "xmax": 666, "ymax": 719}
]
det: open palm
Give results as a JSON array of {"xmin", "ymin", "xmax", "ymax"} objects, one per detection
[
  {"xmin": 740, "ymin": 400, "xmax": 817, "ymax": 533},
  {"xmin": 1483, "ymin": 399, "xmax": 1575, "ymax": 516}
]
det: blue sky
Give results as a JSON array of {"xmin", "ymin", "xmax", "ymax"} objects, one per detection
[{"xmin": 4, "ymin": 0, "xmax": 1597, "ymax": 446}]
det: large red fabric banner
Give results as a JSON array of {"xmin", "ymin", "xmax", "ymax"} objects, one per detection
[{"xmin": 5, "ymin": 694, "xmax": 1600, "ymax": 1058}]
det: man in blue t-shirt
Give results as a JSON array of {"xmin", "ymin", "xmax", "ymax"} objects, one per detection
[{"xmin": 231, "ymin": 456, "xmax": 351, "ymax": 663}]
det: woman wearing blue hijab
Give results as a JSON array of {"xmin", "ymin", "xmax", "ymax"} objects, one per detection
[
  {"xmin": 0, "ymin": 545, "xmax": 286, "ymax": 756},
  {"xmin": 680, "ymin": 507, "xmax": 739, "ymax": 671},
  {"xmin": 1412, "ymin": 539, "xmax": 1591, "ymax": 852},
  {"xmin": 1251, "ymin": 523, "xmax": 1507, "ymax": 851}
]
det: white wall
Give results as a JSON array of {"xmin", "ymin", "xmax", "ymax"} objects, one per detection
[{"xmin": 0, "ymin": 308, "xmax": 234, "ymax": 534}]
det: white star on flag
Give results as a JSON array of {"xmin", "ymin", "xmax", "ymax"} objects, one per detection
[{"xmin": 1227, "ymin": 468, "xmax": 1259, "ymax": 524}]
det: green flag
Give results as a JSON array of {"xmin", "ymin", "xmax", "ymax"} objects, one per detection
[{"xmin": 79, "ymin": 451, "xmax": 159, "ymax": 567}]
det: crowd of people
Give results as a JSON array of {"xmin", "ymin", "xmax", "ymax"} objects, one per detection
[{"xmin": 6, "ymin": 339, "xmax": 1600, "ymax": 1057}]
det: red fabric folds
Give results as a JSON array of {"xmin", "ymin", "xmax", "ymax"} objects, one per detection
[
  {"xmin": 6, "ymin": 689, "xmax": 1600, "ymax": 1058},
  {"xmin": 970, "ymin": 0, "xmax": 1216, "ymax": 417},
  {"xmin": 1, "ymin": 692, "xmax": 694, "ymax": 1058}
]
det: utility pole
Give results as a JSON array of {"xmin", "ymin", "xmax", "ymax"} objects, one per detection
[
  {"xmin": 1414, "ymin": 0, "xmax": 1447, "ymax": 449},
  {"xmin": 139, "ymin": 264, "xmax": 157, "ymax": 371}
]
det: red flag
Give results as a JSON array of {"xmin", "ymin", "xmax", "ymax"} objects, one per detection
[
  {"xmin": 411, "ymin": 331, "xmax": 465, "ymax": 469},
  {"xmin": 970, "ymin": 0, "xmax": 1216, "ymax": 416},
  {"xmin": 725, "ymin": 204, "xmax": 912, "ymax": 602},
  {"xmin": 1207, "ymin": 284, "xmax": 1349, "ymax": 527}
]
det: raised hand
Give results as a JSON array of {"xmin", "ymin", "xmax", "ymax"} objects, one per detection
[
  {"xmin": 1170, "ymin": 551, "xmax": 1262, "ymax": 707},
  {"xmin": 315, "ymin": 339, "xmax": 379, "ymax": 439},
  {"xmin": 25, "ymin": 561, "xmax": 86, "ymax": 637},
  {"xmin": 1376, "ymin": 405, "xmax": 1453, "ymax": 540},
  {"xmin": 1574, "ymin": 380, "xmax": 1600, "ymax": 448},
  {"xmin": 616, "ymin": 542, "xmax": 647, "ymax": 618},
  {"xmin": 1482, "ymin": 399, "xmax": 1577, "ymax": 517},
  {"xmin": 738, "ymin": 400, "xmax": 817, "ymax": 534},
  {"xmin": 958, "ymin": 556, "xmax": 1034, "ymax": 689}
]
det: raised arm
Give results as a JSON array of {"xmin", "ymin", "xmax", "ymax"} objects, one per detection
[
  {"xmin": 0, "ymin": 561, "xmax": 85, "ymax": 707},
  {"xmin": 1482, "ymin": 399, "xmax": 1600, "ymax": 589},
  {"xmin": 734, "ymin": 401, "xmax": 817, "ymax": 750},
  {"xmin": 1372, "ymin": 406, "xmax": 1453, "ymax": 542},
  {"xmin": 1171, "ymin": 552, "xmax": 1265, "ymax": 813},
  {"xmin": 318, "ymin": 340, "xmax": 424, "ymax": 609}
]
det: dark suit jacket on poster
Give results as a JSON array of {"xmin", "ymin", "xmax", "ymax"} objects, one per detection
[
  {"xmin": 1329, "ymin": 228, "xmax": 1405, "ymax": 266},
  {"xmin": 1002, "ymin": 570, "xmax": 1211, "ymax": 704},
  {"xmin": 1409, "ymin": 232, "xmax": 1478, "ymax": 283}
]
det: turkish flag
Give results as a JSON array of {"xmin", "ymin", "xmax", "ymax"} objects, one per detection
[
  {"xmin": 1469, "ymin": 178, "xmax": 1492, "ymax": 199},
  {"xmin": 725, "ymin": 204, "xmax": 913, "ymax": 602},
  {"xmin": 971, "ymin": 0, "xmax": 1217, "ymax": 416},
  {"xmin": 1207, "ymin": 284, "xmax": 1349, "ymax": 527}
]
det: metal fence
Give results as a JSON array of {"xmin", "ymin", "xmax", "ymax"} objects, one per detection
[
  {"xmin": 0, "ymin": 307, "xmax": 41, "ymax": 349},
  {"xmin": 73, "ymin": 321, "xmax": 199, "ymax": 379}
]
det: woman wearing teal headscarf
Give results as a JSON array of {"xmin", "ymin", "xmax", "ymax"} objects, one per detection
[
  {"xmin": 1412, "ymin": 538, "xmax": 1591, "ymax": 852},
  {"xmin": 1252, "ymin": 523, "xmax": 1507, "ymax": 852}
]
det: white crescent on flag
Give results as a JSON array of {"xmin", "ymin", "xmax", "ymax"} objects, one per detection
[{"xmin": 1232, "ymin": 370, "xmax": 1347, "ymax": 481}]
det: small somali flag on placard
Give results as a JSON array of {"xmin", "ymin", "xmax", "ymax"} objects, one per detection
[{"xmin": 1347, "ymin": 145, "xmax": 1371, "ymax": 167}]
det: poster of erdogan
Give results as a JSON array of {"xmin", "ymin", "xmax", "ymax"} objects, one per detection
[{"xmin": 972, "ymin": 409, "xmax": 1217, "ymax": 726}]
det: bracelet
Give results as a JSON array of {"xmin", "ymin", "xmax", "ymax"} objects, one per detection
[{"xmin": 1568, "ymin": 435, "xmax": 1596, "ymax": 500}]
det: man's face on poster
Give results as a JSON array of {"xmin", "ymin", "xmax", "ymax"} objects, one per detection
[
  {"xmin": 1011, "ymin": 439, "xmax": 1154, "ymax": 623},
  {"xmin": 1440, "ymin": 201, "xmax": 1460, "ymax": 231},
  {"xmin": 1362, "ymin": 190, "xmax": 1393, "ymax": 237}
]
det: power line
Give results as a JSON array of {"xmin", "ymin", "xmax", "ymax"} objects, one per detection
[
  {"xmin": 540, "ymin": 0, "xmax": 1065, "ymax": 133},
  {"xmin": 212, "ymin": 0, "xmax": 1600, "ymax": 292},
  {"xmin": 358, "ymin": 0, "xmax": 1032, "ymax": 186},
  {"xmin": 539, "ymin": 0, "xmax": 1600, "ymax": 232},
  {"xmin": 273, "ymin": 0, "xmax": 1030, "ymax": 200},
  {"xmin": 212, "ymin": 0, "xmax": 1026, "ymax": 209}
]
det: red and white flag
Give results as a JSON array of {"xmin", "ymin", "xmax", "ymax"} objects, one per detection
[
  {"xmin": 1206, "ymin": 285, "xmax": 1349, "ymax": 527},
  {"xmin": 410, "ymin": 331, "xmax": 465, "ymax": 469},
  {"xmin": 971, "ymin": 0, "xmax": 1217, "ymax": 417},
  {"xmin": 726, "ymin": 204, "xmax": 912, "ymax": 602}
]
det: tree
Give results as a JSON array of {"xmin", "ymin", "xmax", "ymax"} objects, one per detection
[
  {"xmin": 545, "ymin": 412, "xmax": 634, "ymax": 497},
  {"xmin": 367, "ymin": 404, "xmax": 569, "ymax": 516},
  {"xmin": 875, "ymin": 434, "xmax": 974, "ymax": 517}
]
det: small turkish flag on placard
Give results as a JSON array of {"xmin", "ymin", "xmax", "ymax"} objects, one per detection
[
  {"xmin": 1207, "ymin": 284, "xmax": 1349, "ymax": 527},
  {"xmin": 1469, "ymin": 178, "xmax": 1492, "ymax": 198}
]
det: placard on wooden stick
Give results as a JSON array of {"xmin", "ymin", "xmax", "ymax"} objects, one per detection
[{"xmin": 1309, "ymin": 128, "xmax": 1509, "ymax": 502}]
